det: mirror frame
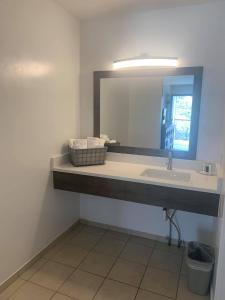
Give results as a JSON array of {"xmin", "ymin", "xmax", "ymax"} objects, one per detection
[{"xmin": 94, "ymin": 67, "xmax": 203, "ymax": 160}]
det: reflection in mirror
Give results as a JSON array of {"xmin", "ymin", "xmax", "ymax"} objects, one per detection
[
  {"xmin": 100, "ymin": 75, "xmax": 194, "ymax": 152},
  {"xmin": 161, "ymin": 75, "xmax": 194, "ymax": 152}
]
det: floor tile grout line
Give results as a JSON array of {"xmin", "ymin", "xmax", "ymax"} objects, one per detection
[
  {"xmin": 43, "ymin": 247, "xmax": 182, "ymax": 299},
  {"xmin": 75, "ymin": 268, "xmax": 107, "ymax": 280},
  {"xmin": 4, "ymin": 279, "xmax": 27, "ymax": 300},
  {"xmin": 50, "ymin": 225, "xmax": 104, "ymax": 297},
  {"xmin": 105, "ymin": 277, "xmax": 141, "ymax": 289},
  {"xmin": 42, "ymin": 223, "xmax": 85, "ymax": 260},
  {"xmin": 175, "ymin": 253, "xmax": 186, "ymax": 300},
  {"xmin": 134, "ymin": 243, "xmax": 155, "ymax": 300},
  {"xmin": 91, "ymin": 277, "xmax": 107, "ymax": 300},
  {"xmin": 128, "ymin": 236, "xmax": 157, "ymax": 250},
  {"xmin": 73, "ymin": 252, "xmax": 182, "ymax": 291},
  {"xmin": 140, "ymin": 265, "xmax": 180, "ymax": 300},
  {"xmin": 9, "ymin": 278, "xmax": 64, "ymax": 295},
  {"xmin": 28, "ymin": 280, "xmax": 62, "ymax": 293},
  {"xmin": 50, "ymin": 292, "xmax": 75, "ymax": 300},
  {"xmin": 135, "ymin": 244, "xmax": 182, "ymax": 300},
  {"xmin": 96, "ymin": 236, "xmax": 153, "ymax": 300},
  {"xmin": 69, "ymin": 230, "xmax": 182, "ymax": 292},
  {"xmin": 24, "ymin": 254, "xmax": 75, "ymax": 299},
  {"xmin": 132, "ymin": 287, "xmax": 141, "ymax": 300},
  {"xmin": 9, "ymin": 276, "xmax": 173, "ymax": 300},
  {"xmin": 106, "ymin": 229, "xmax": 132, "ymax": 276},
  {"xmin": 24, "ymin": 224, "xmax": 89, "ymax": 300},
  {"xmin": 92, "ymin": 230, "xmax": 135, "ymax": 300},
  {"xmin": 100, "ymin": 233, "xmax": 145, "ymax": 298},
  {"xmin": 10, "ymin": 257, "xmax": 68, "ymax": 299},
  {"xmin": 48, "ymin": 224, "xmax": 96, "ymax": 300},
  {"xmin": 4, "ymin": 229, "xmax": 103, "ymax": 296},
  {"xmin": 147, "ymin": 248, "xmax": 183, "ymax": 275},
  {"xmin": 38, "ymin": 226, "xmax": 122, "ymax": 274},
  {"xmin": 138, "ymin": 288, "xmax": 175, "ymax": 300},
  {"xmin": 91, "ymin": 228, "xmax": 129, "ymax": 260},
  {"xmin": 112, "ymin": 241, "xmax": 155, "ymax": 291},
  {"xmin": 6, "ymin": 224, "xmax": 187, "ymax": 300},
  {"xmin": 64, "ymin": 232, "xmax": 106, "ymax": 249},
  {"xmin": 43, "ymin": 234, "xmax": 176, "ymax": 268},
  {"xmin": 19, "ymin": 257, "xmax": 49, "ymax": 281},
  {"xmin": 86, "ymin": 227, "xmax": 126, "ymax": 300},
  {"xmin": 48, "ymin": 225, "xmax": 110, "ymax": 300},
  {"xmin": 175, "ymin": 274, "xmax": 182, "ymax": 300},
  {"xmin": 27, "ymin": 227, "xmax": 83, "ymax": 283},
  {"xmin": 174, "ymin": 245, "xmax": 186, "ymax": 300},
  {"xmin": 115, "ymin": 256, "xmax": 151, "ymax": 267},
  {"xmin": 77, "ymin": 233, "xmax": 124, "ymax": 278},
  {"xmin": 93, "ymin": 277, "xmax": 142, "ymax": 300},
  {"xmin": 91, "ymin": 278, "xmax": 107, "ymax": 300}
]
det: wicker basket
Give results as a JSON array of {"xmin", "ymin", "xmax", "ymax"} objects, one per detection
[{"xmin": 69, "ymin": 147, "xmax": 107, "ymax": 167}]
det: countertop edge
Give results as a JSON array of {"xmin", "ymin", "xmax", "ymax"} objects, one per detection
[{"xmin": 52, "ymin": 165, "xmax": 221, "ymax": 195}]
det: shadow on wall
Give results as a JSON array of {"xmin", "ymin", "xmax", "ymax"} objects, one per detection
[
  {"xmin": 80, "ymin": 194, "xmax": 218, "ymax": 245},
  {"xmin": 197, "ymin": 217, "xmax": 218, "ymax": 246}
]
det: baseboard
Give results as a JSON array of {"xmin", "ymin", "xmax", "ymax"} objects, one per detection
[
  {"xmin": 0, "ymin": 220, "xmax": 80, "ymax": 293},
  {"xmin": 0, "ymin": 217, "xmax": 185, "ymax": 294},
  {"xmin": 80, "ymin": 218, "xmax": 184, "ymax": 246}
]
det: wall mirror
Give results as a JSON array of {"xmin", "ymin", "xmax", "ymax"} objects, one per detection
[{"xmin": 94, "ymin": 67, "xmax": 203, "ymax": 159}]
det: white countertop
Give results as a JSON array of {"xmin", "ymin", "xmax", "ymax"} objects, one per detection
[{"xmin": 52, "ymin": 155, "xmax": 222, "ymax": 194}]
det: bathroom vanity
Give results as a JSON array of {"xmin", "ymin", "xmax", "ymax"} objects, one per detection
[
  {"xmin": 52, "ymin": 155, "xmax": 220, "ymax": 217},
  {"xmin": 53, "ymin": 66, "xmax": 221, "ymax": 218}
]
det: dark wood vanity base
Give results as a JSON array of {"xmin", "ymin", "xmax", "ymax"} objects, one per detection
[{"xmin": 53, "ymin": 171, "xmax": 219, "ymax": 217}]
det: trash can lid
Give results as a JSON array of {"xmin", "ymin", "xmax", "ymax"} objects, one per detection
[{"xmin": 187, "ymin": 242, "xmax": 214, "ymax": 264}]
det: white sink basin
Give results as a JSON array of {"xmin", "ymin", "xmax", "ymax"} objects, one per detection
[{"xmin": 141, "ymin": 168, "xmax": 191, "ymax": 182}]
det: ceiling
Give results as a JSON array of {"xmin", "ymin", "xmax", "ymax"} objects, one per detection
[{"xmin": 56, "ymin": 0, "xmax": 221, "ymax": 20}]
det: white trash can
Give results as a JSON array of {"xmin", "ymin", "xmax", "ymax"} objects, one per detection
[{"xmin": 186, "ymin": 242, "xmax": 214, "ymax": 296}]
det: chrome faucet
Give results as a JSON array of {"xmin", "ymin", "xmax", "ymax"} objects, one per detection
[{"xmin": 167, "ymin": 151, "xmax": 173, "ymax": 170}]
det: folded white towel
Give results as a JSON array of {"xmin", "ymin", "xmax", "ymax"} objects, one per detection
[
  {"xmin": 69, "ymin": 139, "xmax": 87, "ymax": 149},
  {"xmin": 87, "ymin": 137, "xmax": 105, "ymax": 148},
  {"xmin": 69, "ymin": 137, "xmax": 105, "ymax": 149},
  {"xmin": 100, "ymin": 134, "xmax": 110, "ymax": 142}
]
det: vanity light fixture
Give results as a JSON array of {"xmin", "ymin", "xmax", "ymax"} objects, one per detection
[{"xmin": 113, "ymin": 56, "xmax": 178, "ymax": 70}]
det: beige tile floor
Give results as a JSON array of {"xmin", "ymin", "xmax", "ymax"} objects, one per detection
[{"xmin": 0, "ymin": 224, "xmax": 210, "ymax": 300}]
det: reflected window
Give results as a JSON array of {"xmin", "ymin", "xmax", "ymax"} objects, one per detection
[{"xmin": 172, "ymin": 95, "xmax": 193, "ymax": 151}]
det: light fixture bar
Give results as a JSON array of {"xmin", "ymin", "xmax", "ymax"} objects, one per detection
[{"xmin": 113, "ymin": 57, "xmax": 178, "ymax": 70}]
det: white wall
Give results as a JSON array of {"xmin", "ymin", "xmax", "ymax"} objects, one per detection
[
  {"xmin": 80, "ymin": 2, "xmax": 225, "ymax": 244},
  {"xmin": 80, "ymin": 194, "xmax": 217, "ymax": 244},
  {"xmin": 80, "ymin": 1, "xmax": 225, "ymax": 162},
  {"xmin": 0, "ymin": 0, "xmax": 80, "ymax": 285},
  {"xmin": 213, "ymin": 111, "xmax": 225, "ymax": 300},
  {"xmin": 213, "ymin": 190, "xmax": 225, "ymax": 299}
]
